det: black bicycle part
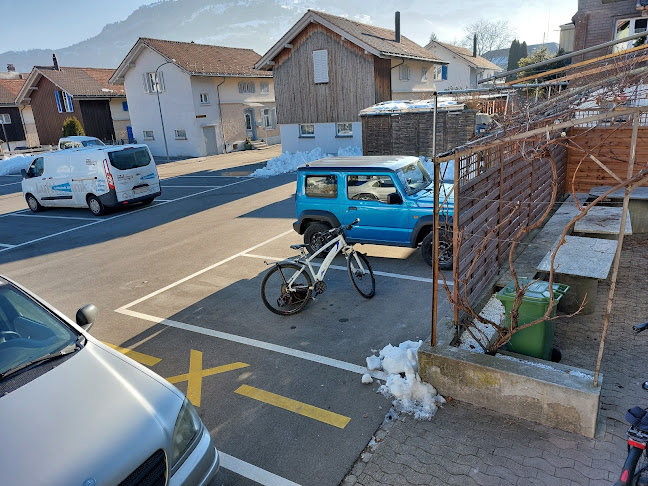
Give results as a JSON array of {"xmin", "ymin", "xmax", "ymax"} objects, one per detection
[
  {"xmin": 261, "ymin": 263, "xmax": 312, "ymax": 316},
  {"xmin": 347, "ymin": 251, "xmax": 375, "ymax": 299}
]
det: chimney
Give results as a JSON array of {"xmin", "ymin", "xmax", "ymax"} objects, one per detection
[
  {"xmin": 473, "ymin": 34, "xmax": 477, "ymax": 57},
  {"xmin": 395, "ymin": 11, "xmax": 401, "ymax": 43},
  {"xmin": 7, "ymin": 64, "xmax": 15, "ymax": 72},
  {"xmin": 52, "ymin": 53, "xmax": 60, "ymax": 71}
]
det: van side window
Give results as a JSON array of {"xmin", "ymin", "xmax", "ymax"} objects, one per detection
[
  {"xmin": 305, "ymin": 175, "xmax": 337, "ymax": 198},
  {"xmin": 34, "ymin": 158, "xmax": 44, "ymax": 177}
]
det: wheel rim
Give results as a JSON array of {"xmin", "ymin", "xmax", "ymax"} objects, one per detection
[
  {"xmin": 439, "ymin": 241, "xmax": 453, "ymax": 265},
  {"xmin": 89, "ymin": 199, "xmax": 101, "ymax": 214},
  {"xmin": 28, "ymin": 196, "xmax": 38, "ymax": 211}
]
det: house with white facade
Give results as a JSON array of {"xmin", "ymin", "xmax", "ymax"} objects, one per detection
[
  {"xmin": 110, "ymin": 38, "xmax": 279, "ymax": 158},
  {"xmin": 0, "ymin": 76, "xmax": 40, "ymax": 151},
  {"xmin": 254, "ymin": 10, "xmax": 446, "ymax": 154},
  {"xmin": 424, "ymin": 41, "xmax": 502, "ymax": 89}
]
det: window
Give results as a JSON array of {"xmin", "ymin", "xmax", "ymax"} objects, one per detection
[
  {"xmin": 122, "ymin": 101, "xmax": 128, "ymax": 111},
  {"xmin": 305, "ymin": 175, "xmax": 337, "ymax": 198},
  {"xmin": 0, "ymin": 113, "xmax": 10, "ymax": 124},
  {"xmin": 421, "ymin": 67, "xmax": 428, "ymax": 82},
  {"xmin": 108, "ymin": 147, "xmax": 152, "ymax": 170},
  {"xmin": 144, "ymin": 72, "xmax": 164, "ymax": 93},
  {"xmin": 143, "ymin": 130, "xmax": 154, "ymax": 140},
  {"xmin": 261, "ymin": 108, "xmax": 276, "ymax": 129},
  {"xmin": 54, "ymin": 91, "xmax": 73, "ymax": 113},
  {"xmin": 614, "ymin": 17, "xmax": 648, "ymax": 52},
  {"xmin": 399, "ymin": 64, "xmax": 411, "ymax": 80},
  {"xmin": 299, "ymin": 124, "xmax": 315, "ymax": 137},
  {"xmin": 347, "ymin": 175, "xmax": 395, "ymax": 203},
  {"xmin": 433, "ymin": 65, "xmax": 448, "ymax": 81},
  {"xmin": 260, "ymin": 82, "xmax": 270, "ymax": 94},
  {"xmin": 174, "ymin": 129, "xmax": 187, "ymax": 140},
  {"xmin": 313, "ymin": 50, "xmax": 329, "ymax": 83},
  {"xmin": 199, "ymin": 93, "xmax": 210, "ymax": 104},
  {"xmin": 238, "ymin": 82, "xmax": 255, "ymax": 94},
  {"xmin": 26, "ymin": 157, "xmax": 44, "ymax": 178},
  {"xmin": 336, "ymin": 123, "xmax": 353, "ymax": 137}
]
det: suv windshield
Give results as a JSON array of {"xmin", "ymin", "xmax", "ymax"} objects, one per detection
[
  {"xmin": 108, "ymin": 147, "xmax": 152, "ymax": 171},
  {"xmin": 395, "ymin": 161, "xmax": 432, "ymax": 195},
  {"xmin": 0, "ymin": 282, "xmax": 77, "ymax": 376}
]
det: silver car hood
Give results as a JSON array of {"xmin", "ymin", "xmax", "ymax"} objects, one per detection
[{"xmin": 0, "ymin": 341, "xmax": 183, "ymax": 486}]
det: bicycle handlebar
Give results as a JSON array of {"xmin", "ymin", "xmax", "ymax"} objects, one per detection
[
  {"xmin": 633, "ymin": 321, "xmax": 648, "ymax": 334},
  {"xmin": 326, "ymin": 219, "xmax": 360, "ymax": 235}
]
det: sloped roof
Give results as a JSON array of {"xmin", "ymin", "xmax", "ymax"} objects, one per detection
[
  {"xmin": 425, "ymin": 41, "xmax": 502, "ymax": 71},
  {"xmin": 256, "ymin": 10, "xmax": 444, "ymax": 70},
  {"xmin": 0, "ymin": 79, "xmax": 26, "ymax": 104},
  {"xmin": 35, "ymin": 66, "xmax": 124, "ymax": 97}
]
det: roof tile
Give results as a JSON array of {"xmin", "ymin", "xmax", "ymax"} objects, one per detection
[
  {"xmin": 425, "ymin": 41, "xmax": 502, "ymax": 70},
  {"xmin": 0, "ymin": 79, "xmax": 26, "ymax": 104},
  {"xmin": 35, "ymin": 67, "xmax": 125, "ymax": 98}
]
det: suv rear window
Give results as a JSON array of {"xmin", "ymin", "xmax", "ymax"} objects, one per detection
[
  {"xmin": 108, "ymin": 147, "xmax": 151, "ymax": 171},
  {"xmin": 305, "ymin": 175, "xmax": 337, "ymax": 198}
]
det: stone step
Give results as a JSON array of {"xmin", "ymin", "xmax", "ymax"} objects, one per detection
[{"xmin": 249, "ymin": 140, "xmax": 270, "ymax": 150}]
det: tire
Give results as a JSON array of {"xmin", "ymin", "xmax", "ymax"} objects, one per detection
[
  {"xmin": 347, "ymin": 251, "xmax": 375, "ymax": 299},
  {"xmin": 303, "ymin": 222, "xmax": 332, "ymax": 256},
  {"xmin": 87, "ymin": 195, "xmax": 106, "ymax": 216},
  {"xmin": 421, "ymin": 230, "xmax": 453, "ymax": 270},
  {"xmin": 26, "ymin": 194, "xmax": 43, "ymax": 213},
  {"xmin": 261, "ymin": 263, "xmax": 312, "ymax": 316},
  {"xmin": 633, "ymin": 450, "xmax": 648, "ymax": 486}
]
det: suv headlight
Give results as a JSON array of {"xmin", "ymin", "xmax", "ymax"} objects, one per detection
[{"xmin": 170, "ymin": 398, "xmax": 202, "ymax": 469}]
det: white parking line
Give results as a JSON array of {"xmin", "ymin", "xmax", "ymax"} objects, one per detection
[
  {"xmin": 0, "ymin": 243, "xmax": 15, "ymax": 248},
  {"xmin": 241, "ymin": 253, "xmax": 453, "ymax": 286},
  {"xmin": 219, "ymin": 452, "xmax": 301, "ymax": 486},
  {"xmin": 9, "ymin": 213, "xmax": 98, "ymax": 221},
  {"xmin": 0, "ymin": 178, "xmax": 253, "ymax": 253},
  {"xmin": 0, "ymin": 181, "xmax": 21, "ymax": 187}
]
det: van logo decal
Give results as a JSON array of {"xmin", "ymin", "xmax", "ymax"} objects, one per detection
[
  {"xmin": 141, "ymin": 173, "xmax": 156, "ymax": 180},
  {"xmin": 51, "ymin": 182, "xmax": 72, "ymax": 193}
]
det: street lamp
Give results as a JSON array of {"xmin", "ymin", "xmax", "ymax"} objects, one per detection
[{"xmin": 155, "ymin": 59, "xmax": 175, "ymax": 162}]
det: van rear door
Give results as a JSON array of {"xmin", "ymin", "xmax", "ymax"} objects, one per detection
[{"xmin": 106, "ymin": 146, "xmax": 160, "ymax": 202}]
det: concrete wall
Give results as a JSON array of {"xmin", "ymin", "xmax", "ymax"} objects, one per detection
[
  {"xmin": 390, "ymin": 59, "xmax": 437, "ymax": 98},
  {"xmin": 279, "ymin": 122, "xmax": 361, "ymax": 154}
]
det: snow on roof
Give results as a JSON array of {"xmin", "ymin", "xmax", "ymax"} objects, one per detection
[{"xmin": 359, "ymin": 99, "xmax": 465, "ymax": 116}]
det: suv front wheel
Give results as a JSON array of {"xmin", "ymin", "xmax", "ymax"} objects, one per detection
[
  {"xmin": 304, "ymin": 222, "xmax": 332, "ymax": 256},
  {"xmin": 421, "ymin": 230, "xmax": 453, "ymax": 270}
]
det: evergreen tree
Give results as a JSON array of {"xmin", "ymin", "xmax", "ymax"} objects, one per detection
[
  {"xmin": 520, "ymin": 41, "xmax": 528, "ymax": 59},
  {"xmin": 506, "ymin": 40, "xmax": 520, "ymax": 81},
  {"xmin": 62, "ymin": 117, "xmax": 85, "ymax": 137}
]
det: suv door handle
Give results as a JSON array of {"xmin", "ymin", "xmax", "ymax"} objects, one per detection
[{"xmin": 348, "ymin": 206, "xmax": 357, "ymax": 211}]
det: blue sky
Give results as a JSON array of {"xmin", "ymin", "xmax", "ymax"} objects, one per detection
[{"xmin": 2, "ymin": 0, "xmax": 578, "ymax": 53}]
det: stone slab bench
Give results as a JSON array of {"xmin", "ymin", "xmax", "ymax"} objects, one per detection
[
  {"xmin": 573, "ymin": 206, "xmax": 632, "ymax": 239},
  {"xmin": 590, "ymin": 186, "xmax": 648, "ymax": 233},
  {"xmin": 537, "ymin": 235, "xmax": 616, "ymax": 314}
]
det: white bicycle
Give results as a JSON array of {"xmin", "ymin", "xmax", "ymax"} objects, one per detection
[{"xmin": 261, "ymin": 219, "xmax": 375, "ymax": 315}]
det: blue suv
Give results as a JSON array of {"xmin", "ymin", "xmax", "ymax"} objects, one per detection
[{"xmin": 293, "ymin": 156, "xmax": 454, "ymax": 269}]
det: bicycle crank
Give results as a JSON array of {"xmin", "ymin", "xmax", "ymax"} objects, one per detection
[{"xmin": 314, "ymin": 281, "xmax": 327, "ymax": 295}]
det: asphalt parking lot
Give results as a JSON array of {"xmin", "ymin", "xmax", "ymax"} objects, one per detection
[{"xmin": 0, "ymin": 150, "xmax": 452, "ymax": 486}]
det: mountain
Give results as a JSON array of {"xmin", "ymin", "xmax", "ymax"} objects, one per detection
[{"xmin": 0, "ymin": 0, "xmax": 412, "ymax": 72}]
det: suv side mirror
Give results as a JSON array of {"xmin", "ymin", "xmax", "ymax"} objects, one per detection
[
  {"xmin": 387, "ymin": 193, "xmax": 403, "ymax": 205},
  {"xmin": 76, "ymin": 304, "xmax": 98, "ymax": 331},
  {"xmin": 21, "ymin": 169, "xmax": 27, "ymax": 178}
]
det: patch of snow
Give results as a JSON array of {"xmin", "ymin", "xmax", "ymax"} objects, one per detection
[
  {"xmin": 251, "ymin": 146, "xmax": 362, "ymax": 177},
  {"xmin": 458, "ymin": 295, "xmax": 505, "ymax": 353},
  {"xmin": 101, "ymin": 88, "xmax": 113, "ymax": 92},
  {"xmin": 366, "ymin": 355, "xmax": 382, "ymax": 371},
  {"xmin": 365, "ymin": 340, "xmax": 444, "ymax": 421},
  {"xmin": 361, "ymin": 374, "xmax": 373, "ymax": 384},
  {"xmin": 0, "ymin": 154, "xmax": 35, "ymax": 176},
  {"xmin": 497, "ymin": 354, "xmax": 594, "ymax": 380}
]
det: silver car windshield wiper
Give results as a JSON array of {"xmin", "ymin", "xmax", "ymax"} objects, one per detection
[{"xmin": 0, "ymin": 336, "xmax": 84, "ymax": 381}]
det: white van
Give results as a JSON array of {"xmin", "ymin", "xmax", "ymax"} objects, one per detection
[{"xmin": 21, "ymin": 144, "xmax": 161, "ymax": 216}]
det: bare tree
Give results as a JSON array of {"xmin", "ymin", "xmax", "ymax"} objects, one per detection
[
  {"xmin": 460, "ymin": 19, "xmax": 515, "ymax": 55},
  {"xmin": 429, "ymin": 32, "xmax": 438, "ymax": 44}
]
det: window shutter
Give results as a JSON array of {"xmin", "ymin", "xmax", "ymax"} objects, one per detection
[
  {"xmin": 313, "ymin": 50, "xmax": 329, "ymax": 84},
  {"xmin": 157, "ymin": 72, "xmax": 165, "ymax": 92},
  {"xmin": 54, "ymin": 91, "xmax": 63, "ymax": 113},
  {"xmin": 66, "ymin": 93, "xmax": 74, "ymax": 113},
  {"xmin": 442, "ymin": 65, "xmax": 448, "ymax": 80},
  {"xmin": 142, "ymin": 73, "xmax": 150, "ymax": 93}
]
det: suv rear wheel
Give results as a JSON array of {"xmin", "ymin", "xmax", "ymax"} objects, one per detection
[
  {"xmin": 421, "ymin": 230, "xmax": 453, "ymax": 270},
  {"xmin": 304, "ymin": 222, "xmax": 332, "ymax": 256}
]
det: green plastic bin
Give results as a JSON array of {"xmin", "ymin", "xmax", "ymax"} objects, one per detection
[{"xmin": 496, "ymin": 279, "xmax": 569, "ymax": 360}]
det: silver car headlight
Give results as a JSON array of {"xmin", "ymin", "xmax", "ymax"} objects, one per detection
[{"xmin": 170, "ymin": 398, "xmax": 202, "ymax": 469}]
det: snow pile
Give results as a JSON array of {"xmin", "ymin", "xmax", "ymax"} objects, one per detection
[
  {"xmin": 251, "ymin": 146, "xmax": 362, "ymax": 177},
  {"xmin": 0, "ymin": 154, "xmax": 35, "ymax": 176},
  {"xmin": 458, "ymin": 295, "xmax": 505, "ymax": 353},
  {"xmin": 365, "ymin": 340, "xmax": 445, "ymax": 421}
]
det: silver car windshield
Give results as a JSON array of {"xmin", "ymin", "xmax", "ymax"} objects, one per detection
[
  {"xmin": 0, "ymin": 283, "xmax": 77, "ymax": 375},
  {"xmin": 395, "ymin": 161, "xmax": 432, "ymax": 195}
]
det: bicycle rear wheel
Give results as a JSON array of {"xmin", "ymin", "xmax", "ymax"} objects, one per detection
[
  {"xmin": 347, "ymin": 251, "xmax": 375, "ymax": 299},
  {"xmin": 261, "ymin": 263, "xmax": 312, "ymax": 315}
]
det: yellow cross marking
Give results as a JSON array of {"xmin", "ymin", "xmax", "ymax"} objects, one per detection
[
  {"xmin": 103, "ymin": 342, "xmax": 162, "ymax": 366},
  {"xmin": 166, "ymin": 349, "xmax": 249, "ymax": 407},
  {"xmin": 235, "ymin": 384, "xmax": 351, "ymax": 429}
]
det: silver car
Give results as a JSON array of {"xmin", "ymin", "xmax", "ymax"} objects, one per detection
[{"xmin": 0, "ymin": 275, "xmax": 220, "ymax": 485}]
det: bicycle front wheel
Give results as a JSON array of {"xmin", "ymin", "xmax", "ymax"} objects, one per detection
[
  {"xmin": 261, "ymin": 263, "xmax": 313, "ymax": 315},
  {"xmin": 347, "ymin": 251, "xmax": 375, "ymax": 299}
]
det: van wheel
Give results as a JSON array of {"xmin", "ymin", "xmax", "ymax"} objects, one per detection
[
  {"xmin": 26, "ymin": 194, "xmax": 43, "ymax": 213},
  {"xmin": 87, "ymin": 195, "xmax": 105, "ymax": 216},
  {"xmin": 304, "ymin": 222, "xmax": 332, "ymax": 256},
  {"xmin": 421, "ymin": 230, "xmax": 453, "ymax": 270}
]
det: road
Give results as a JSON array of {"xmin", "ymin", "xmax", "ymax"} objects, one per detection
[{"xmin": 0, "ymin": 147, "xmax": 451, "ymax": 486}]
